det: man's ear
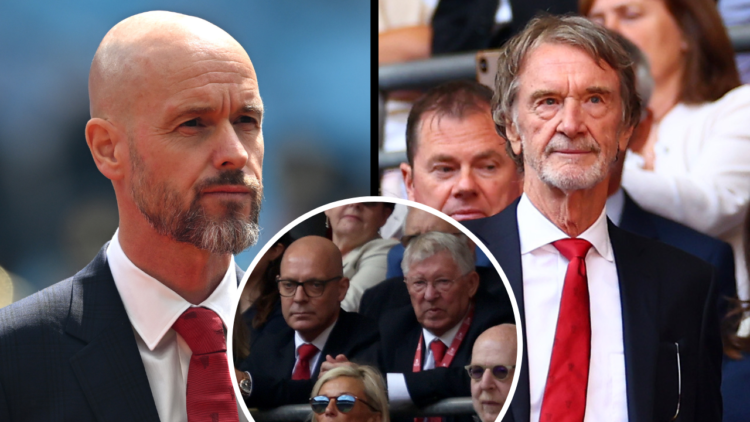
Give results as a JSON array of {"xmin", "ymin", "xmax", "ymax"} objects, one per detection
[
  {"xmin": 505, "ymin": 121, "xmax": 523, "ymax": 157},
  {"xmin": 338, "ymin": 277, "xmax": 350, "ymax": 302},
  {"xmin": 466, "ymin": 271, "xmax": 480, "ymax": 298},
  {"xmin": 85, "ymin": 118, "xmax": 127, "ymax": 181},
  {"xmin": 401, "ymin": 162, "xmax": 416, "ymax": 201}
]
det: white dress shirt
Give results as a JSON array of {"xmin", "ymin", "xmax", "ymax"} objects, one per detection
[
  {"xmin": 387, "ymin": 315, "xmax": 464, "ymax": 405},
  {"xmin": 517, "ymin": 194, "xmax": 628, "ymax": 422},
  {"xmin": 107, "ymin": 229, "xmax": 237, "ymax": 422},
  {"xmin": 292, "ymin": 318, "xmax": 337, "ymax": 376}
]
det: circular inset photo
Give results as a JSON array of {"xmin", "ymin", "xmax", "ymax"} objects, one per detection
[{"xmin": 229, "ymin": 197, "xmax": 522, "ymax": 422}]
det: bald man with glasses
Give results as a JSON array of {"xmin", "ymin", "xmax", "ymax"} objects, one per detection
[{"xmin": 237, "ymin": 236, "xmax": 380, "ymax": 408}]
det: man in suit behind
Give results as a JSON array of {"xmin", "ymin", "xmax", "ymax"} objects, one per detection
[
  {"xmin": 463, "ymin": 15, "xmax": 722, "ymax": 422},
  {"xmin": 376, "ymin": 231, "xmax": 514, "ymax": 422},
  {"xmin": 0, "ymin": 11, "xmax": 263, "ymax": 422},
  {"xmin": 239, "ymin": 236, "xmax": 380, "ymax": 408}
]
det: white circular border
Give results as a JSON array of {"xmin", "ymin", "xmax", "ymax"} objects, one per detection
[{"xmin": 228, "ymin": 196, "xmax": 524, "ymax": 422}]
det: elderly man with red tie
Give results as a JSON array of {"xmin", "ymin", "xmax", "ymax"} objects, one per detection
[
  {"xmin": 369, "ymin": 231, "xmax": 515, "ymax": 422},
  {"xmin": 463, "ymin": 15, "xmax": 722, "ymax": 422}
]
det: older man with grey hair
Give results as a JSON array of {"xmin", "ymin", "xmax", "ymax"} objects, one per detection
[
  {"xmin": 463, "ymin": 15, "xmax": 722, "ymax": 422},
  {"xmin": 378, "ymin": 231, "xmax": 514, "ymax": 422}
]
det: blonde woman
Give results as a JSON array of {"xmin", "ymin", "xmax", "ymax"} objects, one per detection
[{"xmin": 309, "ymin": 364, "xmax": 389, "ymax": 422}]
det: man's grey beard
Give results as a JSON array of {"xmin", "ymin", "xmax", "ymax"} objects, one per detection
[
  {"xmin": 130, "ymin": 147, "xmax": 262, "ymax": 254},
  {"xmin": 523, "ymin": 133, "xmax": 612, "ymax": 191}
]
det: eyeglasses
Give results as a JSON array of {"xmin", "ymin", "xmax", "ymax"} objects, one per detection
[
  {"xmin": 309, "ymin": 394, "xmax": 379, "ymax": 414},
  {"xmin": 405, "ymin": 275, "xmax": 466, "ymax": 294},
  {"xmin": 465, "ymin": 364, "xmax": 516, "ymax": 381},
  {"xmin": 276, "ymin": 276, "xmax": 342, "ymax": 297}
]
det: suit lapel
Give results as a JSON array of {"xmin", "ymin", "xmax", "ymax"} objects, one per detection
[
  {"xmin": 315, "ymin": 309, "xmax": 350, "ymax": 377},
  {"xmin": 609, "ymin": 223, "xmax": 660, "ymax": 422},
  {"xmin": 464, "ymin": 201, "xmax": 530, "ymax": 422},
  {"xmin": 65, "ymin": 247, "xmax": 160, "ymax": 422}
]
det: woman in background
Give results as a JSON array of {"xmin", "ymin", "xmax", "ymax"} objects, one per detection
[
  {"xmin": 325, "ymin": 202, "xmax": 397, "ymax": 312},
  {"xmin": 309, "ymin": 364, "xmax": 389, "ymax": 422},
  {"xmin": 582, "ymin": 0, "xmax": 750, "ymax": 301}
]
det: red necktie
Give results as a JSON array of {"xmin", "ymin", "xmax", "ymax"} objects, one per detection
[
  {"xmin": 419, "ymin": 340, "xmax": 449, "ymax": 422},
  {"xmin": 540, "ymin": 239, "xmax": 593, "ymax": 422},
  {"xmin": 292, "ymin": 343, "xmax": 319, "ymax": 380},
  {"xmin": 172, "ymin": 307, "xmax": 239, "ymax": 422},
  {"xmin": 430, "ymin": 339, "xmax": 447, "ymax": 366}
]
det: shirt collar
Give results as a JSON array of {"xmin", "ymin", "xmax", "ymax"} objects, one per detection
[
  {"xmin": 294, "ymin": 316, "xmax": 338, "ymax": 354},
  {"xmin": 106, "ymin": 229, "xmax": 237, "ymax": 351},
  {"xmin": 605, "ymin": 188, "xmax": 625, "ymax": 226},
  {"xmin": 517, "ymin": 193, "xmax": 613, "ymax": 261},
  {"xmin": 422, "ymin": 311, "xmax": 466, "ymax": 348}
]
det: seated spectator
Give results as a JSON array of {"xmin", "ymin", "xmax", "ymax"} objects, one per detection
[
  {"xmin": 310, "ymin": 364, "xmax": 389, "ymax": 422},
  {"xmin": 325, "ymin": 202, "xmax": 398, "ymax": 312},
  {"xmin": 238, "ymin": 233, "xmax": 296, "ymax": 351},
  {"xmin": 400, "ymin": 80, "xmax": 522, "ymax": 222},
  {"xmin": 385, "ymin": 207, "xmax": 491, "ymax": 279},
  {"xmin": 360, "ymin": 207, "xmax": 509, "ymax": 323},
  {"xmin": 467, "ymin": 324, "xmax": 517, "ymax": 422},
  {"xmin": 238, "ymin": 236, "xmax": 380, "ymax": 408},
  {"xmin": 605, "ymin": 31, "xmax": 737, "ymax": 325},
  {"xmin": 583, "ymin": 0, "xmax": 750, "ymax": 301},
  {"xmin": 380, "ymin": 232, "xmax": 514, "ymax": 422}
]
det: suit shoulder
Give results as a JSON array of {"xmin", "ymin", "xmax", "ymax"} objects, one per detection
[
  {"xmin": 649, "ymin": 214, "xmax": 733, "ymax": 256},
  {"xmin": 0, "ymin": 276, "xmax": 75, "ymax": 338},
  {"xmin": 611, "ymin": 225, "xmax": 713, "ymax": 275}
]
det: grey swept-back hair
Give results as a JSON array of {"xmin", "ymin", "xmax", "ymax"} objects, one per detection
[
  {"xmin": 492, "ymin": 14, "xmax": 642, "ymax": 169},
  {"xmin": 401, "ymin": 231, "xmax": 474, "ymax": 276}
]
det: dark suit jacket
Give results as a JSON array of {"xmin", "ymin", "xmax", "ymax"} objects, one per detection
[
  {"xmin": 618, "ymin": 190, "xmax": 737, "ymax": 320},
  {"xmin": 0, "ymin": 244, "xmax": 244, "ymax": 422},
  {"xmin": 380, "ymin": 291, "xmax": 514, "ymax": 422},
  {"xmin": 463, "ymin": 199, "xmax": 723, "ymax": 422},
  {"xmin": 240, "ymin": 308, "xmax": 380, "ymax": 408},
  {"xmin": 361, "ymin": 267, "xmax": 508, "ymax": 323},
  {"xmin": 0, "ymin": 245, "xmax": 159, "ymax": 421}
]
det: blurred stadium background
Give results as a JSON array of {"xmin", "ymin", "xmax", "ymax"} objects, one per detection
[{"xmin": 0, "ymin": 0, "xmax": 371, "ymax": 307}]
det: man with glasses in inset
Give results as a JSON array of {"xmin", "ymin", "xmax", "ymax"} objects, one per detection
[
  {"xmin": 467, "ymin": 324, "xmax": 517, "ymax": 422},
  {"xmin": 360, "ymin": 207, "xmax": 510, "ymax": 323},
  {"xmin": 238, "ymin": 236, "xmax": 380, "ymax": 408},
  {"xmin": 379, "ymin": 231, "xmax": 514, "ymax": 422}
]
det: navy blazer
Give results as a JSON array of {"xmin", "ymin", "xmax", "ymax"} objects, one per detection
[
  {"xmin": 0, "ymin": 245, "xmax": 160, "ymax": 421},
  {"xmin": 618, "ymin": 190, "xmax": 737, "ymax": 319},
  {"xmin": 463, "ymin": 199, "xmax": 723, "ymax": 422},
  {"xmin": 0, "ymin": 244, "xmax": 244, "ymax": 421},
  {"xmin": 240, "ymin": 308, "xmax": 380, "ymax": 409}
]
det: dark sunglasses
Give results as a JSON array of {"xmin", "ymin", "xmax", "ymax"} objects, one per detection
[
  {"xmin": 465, "ymin": 364, "xmax": 516, "ymax": 381},
  {"xmin": 309, "ymin": 394, "xmax": 378, "ymax": 414}
]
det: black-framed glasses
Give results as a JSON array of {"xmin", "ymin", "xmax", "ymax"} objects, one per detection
[
  {"xmin": 465, "ymin": 364, "xmax": 516, "ymax": 381},
  {"xmin": 309, "ymin": 394, "xmax": 379, "ymax": 414},
  {"xmin": 276, "ymin": 276, "xmax": 342, "ymax": 297}
]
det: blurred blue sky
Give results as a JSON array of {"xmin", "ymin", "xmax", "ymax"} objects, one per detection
[{"xmin": 0, "ymin": 1, "xmax": 371, "ymax": 299}]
